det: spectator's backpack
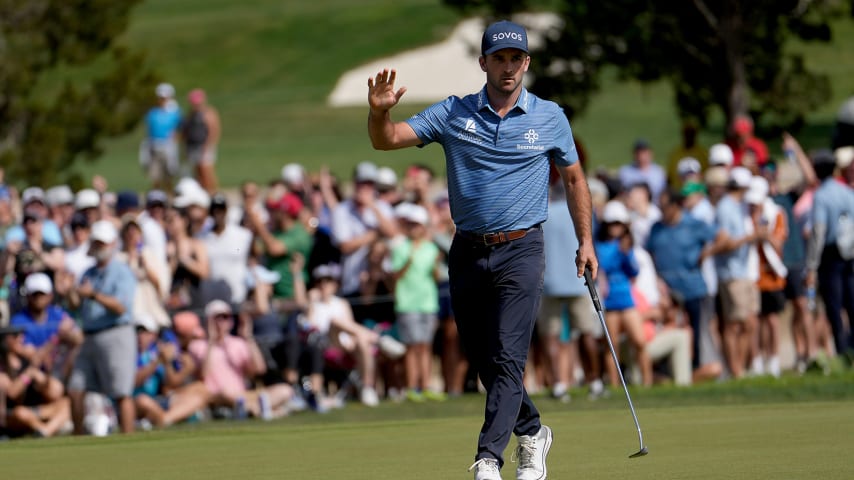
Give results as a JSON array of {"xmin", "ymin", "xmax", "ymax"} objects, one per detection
[{"xmin": 182, "ymin": 110, "xmax": 208, "ymax": 147}]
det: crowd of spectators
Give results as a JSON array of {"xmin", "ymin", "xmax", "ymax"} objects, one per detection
[{"xmin": 1, "ymin": 84, "xmax": 853, "ymax": 439}]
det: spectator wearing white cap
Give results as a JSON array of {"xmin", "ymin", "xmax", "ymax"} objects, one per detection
[
  {"xmin": 7, "ymin": 208, "xmax": 65, "ymax": 312},
  {"xmin": 173, "ymin": 183, "xmax": 212, "ymax": 237},
  {"xmin": 67, "ymin": 220, "xmax": 138, "ymax": 434},
  {"xmin": 390, "ymin": 204, "xmax": 442, "ymax": 402},
  {"xmin": 746, "ymin": 175, "xmax": 788, "ymax": 378},
  {"xmin": 281, "ymin": 163, "xmax": 310, "ymax": 206},
  {"xmin": 376, "ymin": 166, "xmax": 402, "ymax": 206},
  {"xmin": 330, "ymin": 161, "xmax": 398, "ymax": 303},
  {"xmin": 45, "ymin": 185, "xmax": 76, "ymax": 246},
  {"xmin": 676, "ymin": 157, "xmax": 703, "ymax": 188},
  {"xmin": 713, "ymin": 167, "xmax": 766, "ymax": 379},
  {"xmin": 18, "ymin": 187, "xmax": 63, "ymax": 247},
  {"xmin": 10, "ymin": 272, "xmax": 82, "ymax": 377},
  {"xmin": 75, "ymin": 188, "xmax": 102, "ymax": 227},
  {"xmin": 836, "ymin": 146, "xmax": 854, "ymax": 189},
  {"xmin": 140, "ymin": 83, "xmax": 182, "ymax": 190},
  {"xmin": 595, "ymin": 200, "xmax": 653, "ymax": 387}
]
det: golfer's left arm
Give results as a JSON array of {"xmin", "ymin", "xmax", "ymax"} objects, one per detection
[{"xmin": 557, "ymin": 162, "xmax": 598, "ymax": 279}]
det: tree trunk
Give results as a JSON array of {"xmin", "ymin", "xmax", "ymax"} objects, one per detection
[{"xmin": 719, "ymin": 0, "xmax": 749, "ymax": 129}]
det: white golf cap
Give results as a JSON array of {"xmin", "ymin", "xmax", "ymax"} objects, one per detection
[
  {"xmin": 602, "ymin": 200, "xmax": 631, "ymax": 224},
  {"xmin": 24, "ymin": 272, "xmax": 52, "ymax": 295},
  {"xmin": 204, "ymin": 299, "xmax": 232, "ymax": 318},
  {"xmin": 745, "ymin": 175, "xmax": 769, "ymax": 205},
  {"xmin": 174, "ymin": 177, "xmax": 201, "ymax": 196},
  {"xmin": 354, "ymin": 161, "xmax": 378, "ymax": 183},
  {"xmin": 709, "ymin": 143, "xmax": 734, "ymax": 167},
  {"xmin": 90, "ymin": 220, "xmax": 118, "ymax": 244},
  {"xmin": 75, "ymin": 189, "xmax": 101, "ymax": 210},
  {"xmin": 155, "ymin": 82, "xmax": 175, "ymax": 99},
  {"xmin": 587, "ymin": 178, "xmax": 609, "ymax": 201},
  {"xmin": 729, "ymin": 166, "xmax": 753, "ymax": 189},
  {"xmin": 835, "ymin": 146, "xmax": 854, "ymax": 170},
  {"xmin": 46, "ymin": 185, "xmax": 74, "ymax": 207},
  {"xmin": 281, "ymin": 163, "xmax": 305, "ymax": 185},
  {"xmin": 376, "ymin": 167, "xmax": 398, "ymax": 189},
  {"xmin": 677, "ymin": 157, "xmax": 702, "ymax": 177},
  {"xmin": 22, "ymin": 187, "xmax": 45, "ymax": 205},
  {"xmin": 173, "ymin": 188, "xmax": 210, "ymax": 209},
  {"xmin": 404, "ymin": 204, "xmax": 430, "ymax": 226},
  {"xmin": 134, "ymin": 313, "xmax": 159, "ymax": 333},
  {"xmin": 394, "ymin": 202, "xmax": 414, "ymax": 219}
]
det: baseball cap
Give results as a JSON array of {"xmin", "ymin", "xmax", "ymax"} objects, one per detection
[
  {"xmin": 90, "ymin": 220, "xmax": 118, "ymax": 244},
  {"xmin": 632, "ymin": 138, "xmax": 651, "ymax": 152},
  {"xmin": 187, "ymin": 88, "xmax": 206, "ymax": 105},
  {"xmin": 281, "ymin": 163, "xmax": 305, "ymax": 185},
  {"xmin": 587, "ymin": 178, "xmax": 609, "ymax": 201},
  {"xmin": 134, "ymin": 313, "xmax": 159, "ymax": 333},
  {"xmin": 745, "ymin": 175, "xmax": 769, "ymax": 205},
  {"xmin": 204, "ymin": 299, "xmax": 232, "ymax": 318},
  {"xmin": 24, "ymin": 272, "xmax": 52, "ymax": 295},
  {"xmin": 115, "ymin": 190, "xmax": 140, "ymax": 212},
  {"xmin": 376, "ymin": 167, "xmax": 398, "ymax": 191},
  {"xmin": 267, "ymin": 192, "xmax": 303, "ymax": 218},
  {"xmin": 146, "ymin": 190, "xmax": 168, "ymax": 207},
  {"xmin": 46, "ymin": 185, "xmax": 74, "ymax": 207},
  {"xmin": 173, "ymin": 188, "xmax": 210, "ymax": 209},
  {"xmin": 835, "ymin": 146, "xmax": 854, "ymax": 169},
  {"xmin": 704, "ymin": 166, "xmax": 729, "ymax": 188},
  {"xmin": 729, "ymin": 166, "xmax": 753, "ymax": 189},
  {"xmin": 173, "ymin": 311, "xmax": 204, "ymax": 339},
  {"xmin": 404, "ymin": 204, "xmax": 430, "ymax": 226},
  {"xmin": 313, "ymin": 263, "xmax": 341, "ymax": 281},
  {"xmin": 481, "ymin": 20, "xmax": 528, "ymax": 56},
  {"xmin": 709, "ymin": 143, "xmax": 734, "ymax": 167},
  {"xmin": 354, "ymin": 161, "xmax": 378, "ymax": 183},
  {"xmin": 732, "ymin": 116, "xmax": 753, "ymax": 135},
  {"xmin": 811, "ymin": 149, "xmax": 836, "ymax": 167},
  {"xmin": 174, "ymin": 177, "xmax": 202, "ymax": 196},
  {"xmin": 22, "ymin": 187, "xmax": 45, "ymax": 205},
  {"xmin": 70, "ymin": 211, "xmax": 89, "ymax": 230},
  {"xmin": 677, "ymin": 157, "xmax": 702, "ymax": 177},
  {"xmin": 155, "ymin": 82, "xmax": 175, "ymax": 99},
  {"xmin": 602, "ymin": 200, "xmax": 631, "ymax": 224},
  {"xmin": 210, "ymin": 192, "xmax": 228, "ymax": 210},
  {"xmin": 75, "ymin": 189, "xmax": 101, "ymax": 210}
]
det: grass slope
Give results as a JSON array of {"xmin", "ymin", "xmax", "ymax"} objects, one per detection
[{"xmin": 69, "ymin": 1, "xmax": 854, "ymax": 189}]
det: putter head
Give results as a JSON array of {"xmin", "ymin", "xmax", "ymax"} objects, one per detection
[{"xmin": 629, "ymin": 446, "xmax": 649, "ymax": 458}]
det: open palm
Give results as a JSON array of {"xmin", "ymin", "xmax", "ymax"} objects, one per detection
[{"xmin": 368, "ymin": 68, "xmax": 407, "ymax": 112}]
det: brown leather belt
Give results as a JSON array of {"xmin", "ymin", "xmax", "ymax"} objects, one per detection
[{"xmin": 457, "ymin": 225, "xmax": 539, "ymax": 247}]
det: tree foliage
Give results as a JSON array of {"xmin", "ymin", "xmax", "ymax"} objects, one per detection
[
  {"xmin": 444, "ymin": 0, "xmax": 843, "ymax": 132},
  {"xmin": 0, "ymin": 0, "xmax": 157, "ymax": 188}
]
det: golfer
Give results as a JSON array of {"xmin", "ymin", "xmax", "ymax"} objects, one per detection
[{"xmin": 368, "ymin": 20, "xmax": 597, "ymax": 480}]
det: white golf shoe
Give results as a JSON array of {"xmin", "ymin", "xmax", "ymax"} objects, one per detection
[
  {"xmin": 468, "ymin": 458, "xmax": 502, "ymax": 480},
  {"xmin": 514, "ymin": 425, "xmax": 553, "ymax": 480}
]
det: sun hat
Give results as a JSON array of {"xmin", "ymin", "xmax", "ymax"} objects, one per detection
[
  {"xmin": 709, "ymin": 143, "xmax": 734, "ymax": 167},
  {"xmin": 602, "ymin": 200, "xmax": 631, "ymax": 224},
  {"xmin": 90, "ymin": 220, "xmax": 118, "ymax": 244}
]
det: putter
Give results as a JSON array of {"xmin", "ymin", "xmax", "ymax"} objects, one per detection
[{"xmin": 583, "ymin": 267, "xmax": 649, "ymax": 458}]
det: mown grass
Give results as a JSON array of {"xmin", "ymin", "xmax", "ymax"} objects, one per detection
[{"xmin": 2, "ymin": 372, "xmax": 853, "ymax": 479}]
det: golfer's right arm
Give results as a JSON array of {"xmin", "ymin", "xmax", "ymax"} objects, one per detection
[{"xmin": 367, "ymin": 68, "xmax": 421, "ymax": 150}]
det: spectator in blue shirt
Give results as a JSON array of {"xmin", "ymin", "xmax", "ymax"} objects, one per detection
[
  {"xmin": 647, "ymin": 189, "xmax": 724, "ymax": 379},
  {"xmin": 10, "ymin": 273, "xmax": 82, "ymax": 379},
  {"xmin": 140, "ymin": 83, "xmax": 182, "ymax": 190},
  {"xmin": 618, "ymin": 139, "xmax": 667, "ymax": 205},
  {"xmin": 67, "ymin": 220, "xmax": 137, "ymax": 435},
  {"xmin": 595, "ymin": 200, "xmax": 652, "ymax": 388}
]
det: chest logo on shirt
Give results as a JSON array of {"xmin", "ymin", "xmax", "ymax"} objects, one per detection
[
  {"xmin": 457, "ymin": 118, "xmax": 482, "ymax": 145},
  {"xmin": 518, "ymin": 129, "xmax": 545, "ymax": 151}
]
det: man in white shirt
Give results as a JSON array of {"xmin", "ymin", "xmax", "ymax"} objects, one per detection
[{"xmin": 202, "ymin": 193, "xmax": 253, "ymax": 306}]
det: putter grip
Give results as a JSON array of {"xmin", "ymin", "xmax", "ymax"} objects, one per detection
[{"xmin": 583, "ymin": 267, "xmax": 603, "ymax": 312}]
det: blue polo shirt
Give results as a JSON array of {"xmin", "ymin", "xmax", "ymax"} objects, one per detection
[
  {"xmin": 647, "ymin": 215, "xmax": 717, "ymax": 301},
  {"xmin": 145, "ymin": 106, "xmax": 181, "ymax": 141},
  {"xmin": 79, "ymin": 259, "xmax": 136, "ymax": 333},
  {"xmin": 543, "ymin": 197, "xmax": 586, "ymax": 297},
  {"xmin": 812, "ymin": 178, "xmax": 854, "ymax": 246},
  {"xmin": 406, "ymin": 87, "xmax": 578, "ymax": 233},
  {"xmin": 714, "ymin": 194, "xmax": 751, "ymax": 282},
  {"xmin": 10, "ymin": 305, "xmax": 69, "ymax": 348}
]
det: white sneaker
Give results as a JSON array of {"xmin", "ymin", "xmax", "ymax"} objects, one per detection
[
  {"xmin": 258, "ymin": 391, "xmax": 273, "ymax": 421},
  {"xmin": 468, "ymin": 458, "xmax": 502, "ymax": 480},
  {"xmin": 514, "ymin": 425, "xmax": 553, "ymax": 480},
  {"xmin": 377, "ymin": 335, "xmax": 407, "ymax": 359},
  {"xmin": 767, "ymin": 356, "xmax": 781, "ymax": 378},
  {"xmin": 750, "ymin": 356, "xmax": 765, "ymax": 376},
  {"xmin": 360, "ymin": 387, "xmax": 380, "ymax": 407}
]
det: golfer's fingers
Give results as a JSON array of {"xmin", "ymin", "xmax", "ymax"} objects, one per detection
[
  {"xmin": 395, "ymin": 86, "xmax": 407, "ymax": 102},
  {"xmin": 388, "ymin": 69, "xmax": 397, "ymax": 87}
]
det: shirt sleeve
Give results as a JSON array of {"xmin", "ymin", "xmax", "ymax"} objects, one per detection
[
  {"xmin": 330, "ymin": 204, "xmax": 354, "ymax": 246},
  {"xmin": 550, "ymin": 110, "xmax": 578, "ymax": 167},
  {"xmin": 405, "ymin": 97, "xmax": 454, "ymax": 145},
  {"xmin": 390, "ymin": 241, "xmax": 409, "ymax": 271},
  {"xmin": 107, "ymin": 264, "xmax": 137, "ymax": 313}
]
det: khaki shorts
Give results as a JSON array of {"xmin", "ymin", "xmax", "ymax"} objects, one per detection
[
  {"xmin": 720, "ymin": 279, "xmax": 760, "ymax": 322},
  {"xmin": 539, "ymin": 295, "xmax": 602, "ymax": 340}
]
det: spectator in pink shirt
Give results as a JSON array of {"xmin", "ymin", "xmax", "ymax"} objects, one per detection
[{"xmin": 189, "ymin": 300, "xmax": 293, "ymax": 420}]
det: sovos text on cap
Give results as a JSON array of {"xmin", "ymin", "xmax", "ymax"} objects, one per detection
[{"xmin": 481, "ymin": 20, "xmax": 528, "ymax": 56}]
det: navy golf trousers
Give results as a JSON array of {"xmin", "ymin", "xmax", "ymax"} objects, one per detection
[
  {"xmin": 449, "ymin": 226, "xmax": 544, "ymax": 467},
  {"xmin": 818, "ymin": 246, "xmax": 854, "ymax": 355}
]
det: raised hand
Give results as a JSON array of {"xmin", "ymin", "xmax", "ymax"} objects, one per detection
[{"xmin": 368, "ymin": 69, "xmax": 407, "ymax": 113}]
